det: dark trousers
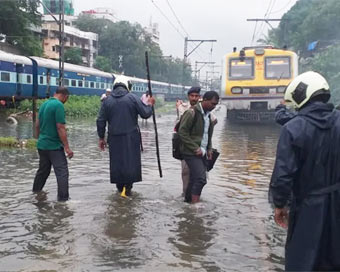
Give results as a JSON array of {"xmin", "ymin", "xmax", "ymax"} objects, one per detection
[
  {"xmin": 33, "ymin": 149, "xmax": 69, "ymax": 201},
  {"xmin": 184, "ymin": 155, "xmax": 207, "ymax": 202}
]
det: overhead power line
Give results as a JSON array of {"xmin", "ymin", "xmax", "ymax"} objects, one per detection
[
  {"xmin": 268, "ymin": 0, "xmax": 294, "ymax": 15},
  {"xmin": 165, "ymin": 0, "xmax": 189, "ymax": 37},
  {"xmin": 150, "ymin": 0, "xmax": 185, "ymax": 39}
]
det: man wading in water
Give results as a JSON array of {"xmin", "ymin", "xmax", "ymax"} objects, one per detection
[{"xmin": 96, "ymin": 76, "xmax": 155, "ymax": 195}]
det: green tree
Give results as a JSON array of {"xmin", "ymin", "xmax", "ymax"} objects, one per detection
[
  {"xmin": 64, "ymin": 48, "xmax": 82, "ymax": 65},
  {"xmin": 94, "ymin": 56, "xmax": 112, "ymax": 72},
  {"xmin": 265, "ymin": 0, "xmax": 340, "ymax": 105},
  {"xmin": 74, "ymin": 16, "xmax": 193, "ymax": 85},
  {"xmin": 0, "ymin": 0, "xmax": 43, "ymax": 56}
]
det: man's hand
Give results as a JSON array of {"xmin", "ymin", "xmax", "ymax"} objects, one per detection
[
  {"xmin": 207, "ymin": 150, "xmax": 213, "ymax": 160},
  {"xmin": 99, "ymin": 138, "xmax": 107, "ymax": 151},
  {"xmin": 274, "ymin": 207, "xmax": 289, "ymax": 229},
  {"xmin": 194, "ymin": 148, "xmax": 203, "ymax": 157},
  {"xmin": 147, "ymin": 96, "xmax": 156, "ymax": 106},
  {"xmin": 65, "ymin": 147, "xmax": 74, "ymax": 159}
]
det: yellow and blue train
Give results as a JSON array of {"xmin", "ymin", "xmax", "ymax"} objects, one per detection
[
  {"xmin": 221, "ymin": 46, "xmax": 298, "ymax": 122},
  {"xmin": 0, "ymin": 50, "xmax": 190, "ymax": 105}
]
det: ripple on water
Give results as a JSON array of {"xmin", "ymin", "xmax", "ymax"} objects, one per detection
[{"xmin": 0, "ymin": 109, "xmax": 286, "ymax": 271}]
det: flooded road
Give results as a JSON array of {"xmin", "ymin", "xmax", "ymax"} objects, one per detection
[{"xmin": 0, "ymin": 107, "xmax": 286, "ymax": 272}]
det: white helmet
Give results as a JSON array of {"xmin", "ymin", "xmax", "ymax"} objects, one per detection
[
  {"xmin": 284, "ymin": 71, "xmax": 330, "ymax": 109},
  {"xmin": 113, "ymin": 75, "xmax": 132, "ymax": 91}
]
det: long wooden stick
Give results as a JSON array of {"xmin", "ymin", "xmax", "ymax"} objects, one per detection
[{"xmin": 145, "ymin": 51, "xmax": 163, "ymax": 178}]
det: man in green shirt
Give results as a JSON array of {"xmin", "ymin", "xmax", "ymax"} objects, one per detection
[{"xmin": 33, "ymin": 87, "xmax": 73, "ymax": 201}]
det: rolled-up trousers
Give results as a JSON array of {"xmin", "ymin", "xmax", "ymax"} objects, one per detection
[
  {"xmin": 183, "ymin": 155, "xmax": 207, "ymax": 202},
  {"xmin": 33, "ymin": 148, "xmax": 69, "ymax": 201}
]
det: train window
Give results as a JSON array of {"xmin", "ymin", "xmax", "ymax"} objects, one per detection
[
  {"xmin": 71, "ymin": 80, "xmax": 76, "ymax": 87},
  {"xmin": 101, "ymin": 83, "xmax": 104, "ymax": 89},
  {"xmin": 265, "ymin": 57, "xmax": 291, "ymax": 79},
  {"xmin": 96, "ymin": 82, "xmax": 99, "ymax": 89},
  {"xmin": 1, "ymin": 72, "xmax": 10, "ymax": 82},
  {"xmin": 39, "ymin": 76, "xmax": 44, "ymax": 84},
  {"xmin": 229, "ymin": 58, "xmax": 254, "ymax": 79},
  {"xmin": 90, "ymin": 82, "xmax": 94, "ymax": 88},
  {"xmin": 78, "ymin": 81, "xmax": 83, "ymax": 87},
  {"xmin": 27, "ymin": 75, "xmax": 31, "ymax": 83},
  {"xmin": 63, "ymin": 79, "xmax": 69, "ymax": 86},
  {"xmin": 84, "ymin": 81, "xmax": 89, "ymax": 88}
]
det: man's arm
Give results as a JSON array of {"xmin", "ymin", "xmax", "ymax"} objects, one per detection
[
  {"xmin": 270, "ymin": 126, "xmax": 299, "ymax": 227},
  {"xmin": 35, "ymin": 119, "xmax": 40, "ymax": 139},
  {"xmin": 56, "ymin": 123, "xmax": 73, "ymax": 158},
  {"xmin": 178, "ymin": 109, "xmax": 201, "ymax": 154},
  {"xmin": 133, "ymin": 95, "xmax": 154, "ymax": 119}
]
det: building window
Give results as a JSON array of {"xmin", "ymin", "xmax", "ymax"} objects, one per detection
[
  {"xmin": 71, "ymin": 80, "xmax": 76, "ymax": 87},
  {"xmin": 52, "ymin": 46, "xmax": 56, "ymax": 52},
  {"xmin": 27, "ymin": 75, "xmax": 31, "ymax": 83},
  {"xmin": 1, "ymin": 72, "xmax": 10, "ymax": 82}
]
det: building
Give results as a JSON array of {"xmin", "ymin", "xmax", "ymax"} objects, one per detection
[
  {"xmin": 42, "ymin": 21, "xmax": 98, "ymax": 67},
  {"xmin": 144, "ymin": 18, "xmax": 160, "ymax": 45},
  {"xmin": 81, "ymin": 8, "xmax": 117, "ymax": 23}
]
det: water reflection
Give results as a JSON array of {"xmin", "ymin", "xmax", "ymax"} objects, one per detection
[
  {"xmin": 0, "ymin": 109, "xmax": 287, "ymax": 271},
  {"xmin": 28, "ymin": 195, "xmax": 75, "ymax": 258},
  {"xmin": 169, "ymin": 206, "xmax": 219, "ymax": 271},
  {"xmin": 93, "ymin": 193, "xmax": 144, "ymax": 270}
]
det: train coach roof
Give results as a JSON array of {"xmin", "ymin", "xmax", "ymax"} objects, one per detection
[
  {"xmin": 30, "ymin": 56, "xmax": 113, "ymax": 78},
  {"xmin": 118, "ymin": 73, "xmax": 190, "ymax": 88},
  {"xmin": 0, "ymin": 50, "xmax": 32, "ymax": 65}
]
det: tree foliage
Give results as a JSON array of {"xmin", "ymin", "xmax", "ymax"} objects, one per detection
[
  {"xmin": 266, "ymin": 0, "xmax": 340, "ymax": 105},
  {"xmin": 94, "ymin": 56, "xmax": 112, "ymax": 72},
  {"xmin": 64, "ymin": 48, "xmax": 82, "ymax": 65},
  {"xmin": 0, "ymin": 0, "xmax": 43, "ymax": 56},
  {"xmin": 74, "ymin": 14, "xmax": 192, "ymax": 85}
]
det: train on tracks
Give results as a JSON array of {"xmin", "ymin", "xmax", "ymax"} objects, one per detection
[
  {"xmin": 221, "ymin": 46, "xmax": 298, "ymax": 122},
  {"xmin": 0, "ymin": 50, "xmax": 190, "ymax": 106}
]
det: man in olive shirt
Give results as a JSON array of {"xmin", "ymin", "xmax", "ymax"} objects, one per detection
[{"xmin": 33, "ymin": 87, "xmax": 73, "ymax": 201}]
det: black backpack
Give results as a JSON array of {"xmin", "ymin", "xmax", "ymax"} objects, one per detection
[{"xmin": 172, "ymin": 111, "xmax": 198, "ymax": 160}]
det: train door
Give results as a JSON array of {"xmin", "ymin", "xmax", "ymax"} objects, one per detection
[
  {"xmin": 15, "ymin": 63, "xmax": 23, "ymax": 97},
  {"xmin": 46, "ymin": 69, "xmax": 51, "ymax": 98}
]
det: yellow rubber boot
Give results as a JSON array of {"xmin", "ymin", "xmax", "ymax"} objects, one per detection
[{"xmin": 120, "ymin": 186, "xmax": 127, "ymax": 198}]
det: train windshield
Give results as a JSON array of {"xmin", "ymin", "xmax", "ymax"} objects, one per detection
[
  {"xmin": 229, "ymin": 58, "xmax": 254, "ymax": 79},
  {"xmin": 265, "ymin": 57, "xmax": 291, "ymax": 79}
]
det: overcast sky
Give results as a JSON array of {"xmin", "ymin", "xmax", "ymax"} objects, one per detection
[{"xmin": 71, "ymin": 0, "xmax": 298, "ymax": 77}]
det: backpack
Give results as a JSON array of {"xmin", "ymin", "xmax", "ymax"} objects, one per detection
[{"xmin": 172, "ymin": 110, "xmax": 198, "ymax": 160}]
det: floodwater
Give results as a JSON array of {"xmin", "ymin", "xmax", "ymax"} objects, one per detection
[{"xmin": 0, "ymin": 107, "xmax": 286, "ymax": 272}]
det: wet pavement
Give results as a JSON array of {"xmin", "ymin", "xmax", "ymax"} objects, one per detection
[{"xmin": 0, "ymin": 107, "xmax": 286, "ymax": 271}]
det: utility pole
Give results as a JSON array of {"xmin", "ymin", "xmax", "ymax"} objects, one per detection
[
  {"xmin": 194, "ymin": 61, "xmax": 215, "ymax": 85},
  {"xmin": 247, "ymin": 18, "xmax": 289, "ymax": 46},
  {"xmin": 206, "ymin": 71, "xmax": 220, "ymax": 91},
  {"xmin": 182, "ymin": 37, "xmax": 217, "ymax": 89},
  {"xmin": 59, "ymin": 0, "xmax": 65, "ymax": 86}
]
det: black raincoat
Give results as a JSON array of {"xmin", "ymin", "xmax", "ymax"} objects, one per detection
[
  {"xmin": 270, "ymin": 102, "xmax": 340, "ymax": 271},
  {"xmin": 96, "ymin": 86, "xmax": 152, "ymax": 184}
]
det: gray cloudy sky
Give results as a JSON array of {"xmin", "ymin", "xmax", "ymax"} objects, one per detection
[{"xmin": 72, "ymin": 0, "xmax": 298, "ymax": 75}]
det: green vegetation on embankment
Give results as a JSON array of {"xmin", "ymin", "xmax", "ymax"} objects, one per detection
[
  {"xmin": 10, "ymin": 96, "xmax": 175, "ymax": 117},
  {"xmin": 0, "ymin": 137, "xmax": 36, "ymax": 149}
]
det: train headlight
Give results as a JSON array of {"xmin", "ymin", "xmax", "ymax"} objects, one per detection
[
  {"xmin": 231, "ymin": 87, "xmax": 242, "ymax": 94},
  {"xmin": 277, "ymin": 86, "xmax": 286, "ymax": 93}
]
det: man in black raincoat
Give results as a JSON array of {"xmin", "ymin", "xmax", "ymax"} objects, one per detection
[
  {"xmin": 96, "ymin": 76, "xmax": 155, "ymax": 195},
  {"xmin": 270, "ymin": 71, "xmax": 340, "ymax": 271}
]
